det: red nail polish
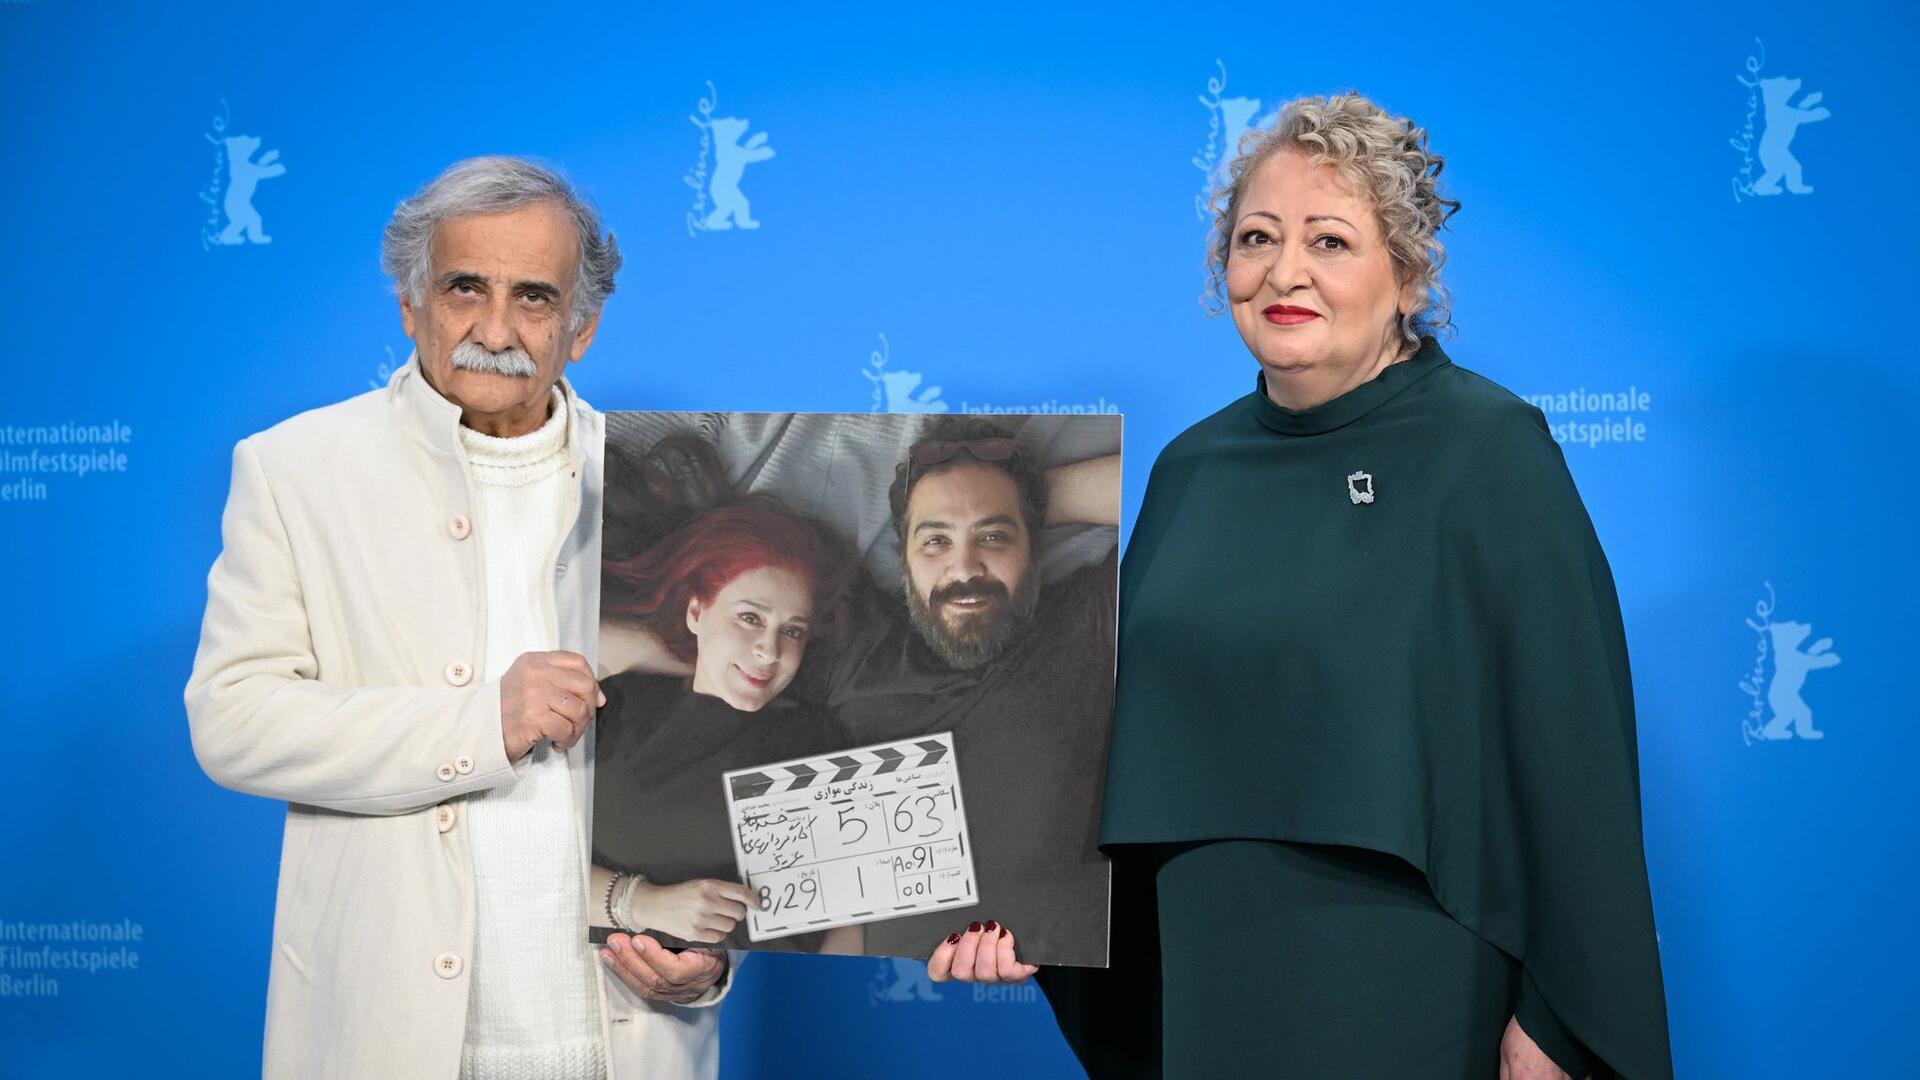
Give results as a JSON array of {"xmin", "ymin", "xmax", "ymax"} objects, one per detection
[
  {"xmin": 945, "ymin": 932, "xmax": 961, "ymax": 945},
  {"xmin": 999, "ymin": 927, "xmax": 1008, "ymax": 939},
  {"xmin": 983, "ymin": 920, "xmax": 998, "ymax": 933},
  {"xmin": 967, "ymin": 921, "xmax": 982, "ymax": 933}
]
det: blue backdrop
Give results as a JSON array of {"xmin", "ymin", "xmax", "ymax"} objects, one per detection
[{"xmin": 3, "ymin": 1, "xmax": 1914, "ymax": 1076}]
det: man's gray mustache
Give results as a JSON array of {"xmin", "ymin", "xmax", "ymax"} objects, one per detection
[{"xmin": 450, "ymin": 342, "xmax": 538, "ymax": 378}]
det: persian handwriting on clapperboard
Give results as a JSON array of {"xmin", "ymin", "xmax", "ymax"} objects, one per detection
[{"xmin": 723, "ymin": 733, "xmax": 978, "ymax": 942}]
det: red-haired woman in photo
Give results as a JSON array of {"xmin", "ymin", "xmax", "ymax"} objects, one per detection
[{"xmin": 588, "ymin": 496, "xmax": 858, "ymax": 953}]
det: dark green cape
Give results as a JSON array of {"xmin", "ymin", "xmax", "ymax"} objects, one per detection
[{"xmin": 1043, "ymin": 339, "xmax": 1671, "ymax": 1079}]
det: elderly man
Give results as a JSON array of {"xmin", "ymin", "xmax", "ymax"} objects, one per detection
[{"xmin": 187, "ymin": 156, "xmax": 730, "ymax": 1080}]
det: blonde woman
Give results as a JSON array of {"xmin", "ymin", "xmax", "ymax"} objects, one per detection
[{"xmin": 935, "ymin": 94, "xmax": 1672, "ymax": 1080}]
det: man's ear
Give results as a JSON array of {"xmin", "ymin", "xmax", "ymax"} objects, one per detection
[
  {"xmin": 400, "ymin": 293, "xmax": 417, "ymax": 339},
  {"xmin": 568, "ymin": 306, "xmax": 602, "ymax": 362}
]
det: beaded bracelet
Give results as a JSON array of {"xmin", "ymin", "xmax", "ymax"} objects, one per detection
[
  {"xmin": 614, "ymin": 871, "xmax": 644, "ymax": 933},
  {"xmin": 603, "ymin": 872, "xmax": 625, "ymax": 929}
]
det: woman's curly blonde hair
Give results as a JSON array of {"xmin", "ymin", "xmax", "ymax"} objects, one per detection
[{"xmin": 1206, "ymin": 92, "xmax": 1461, "ymax": 352}]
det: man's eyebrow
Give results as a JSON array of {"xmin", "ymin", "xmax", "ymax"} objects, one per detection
[
  {"xmin": 434, "ymin": 271, "xmax": 562, "ymax": 297},
  {"xmin": 914, "ymin": 513, "xmax": 1022, "ymax": 536}
]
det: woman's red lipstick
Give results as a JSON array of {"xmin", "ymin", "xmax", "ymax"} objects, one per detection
[{"xmin": 1263, "ymin": 305, "xmax": 1320, "ymax": 325}]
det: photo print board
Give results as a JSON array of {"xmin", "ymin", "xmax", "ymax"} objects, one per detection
[{"xmin": 590, "ymin": 412, "xmax": 1120, "ymax": 967}]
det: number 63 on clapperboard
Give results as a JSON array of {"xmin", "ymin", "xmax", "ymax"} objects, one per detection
[{"xmin": 723, "ymin": 732, "xmax": 976, "ymax": 940}]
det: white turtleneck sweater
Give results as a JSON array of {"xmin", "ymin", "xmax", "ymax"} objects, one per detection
[{"xmin": 457, "ymin": 389, "xmax": 606, "ymax": 1080}]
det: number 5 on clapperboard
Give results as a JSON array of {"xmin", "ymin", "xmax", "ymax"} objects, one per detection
[{"xmin": 723, "ymin": 732, "xmax": 978, "ymax": 941}]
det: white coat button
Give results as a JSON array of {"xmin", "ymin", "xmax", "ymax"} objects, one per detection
[
  {"xmin": 555, "ymin": 562, "xmax": 568, "ymax": 576},
  {"xmin": 448, "ymin": 514, "xmax": 472, "ymax": 540},
  {"xmin": 435, "ymin": 804, "xmax": 457, "ymax": 833},
  {"xmin": 435, "ymin": 762, "xmax": 456, "ymax": 783},
  {"xmin": 445, "ymin": 661, "xmax": 472, "ymax": 686},
  {"xmin": 454, "ymin": 755, "xmax": 475, "ymax": 775},
  {"xmin": 434, "ymin": 952, "xmax": 464, "ymax": 979}
]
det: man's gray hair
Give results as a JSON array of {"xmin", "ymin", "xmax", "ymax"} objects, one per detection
[{"xmin": 381, "ymin": 156, "xmax": 622, "ymax": 332}]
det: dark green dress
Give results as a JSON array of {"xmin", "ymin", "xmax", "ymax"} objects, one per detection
[{"xmin": 1042, "ymin": 339, "xmax": 1671, "ymax": 1079}]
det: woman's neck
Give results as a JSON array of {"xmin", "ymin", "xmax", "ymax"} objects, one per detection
[{"xmin": 1262, "ymin": 331, "xmax": 1411, "ymax": 412}]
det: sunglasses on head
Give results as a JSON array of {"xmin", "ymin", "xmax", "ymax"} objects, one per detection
[
  {"xmin": 906, "ymin": 434, "xmax": 1013, "ymax": 465},
  {"xmin": 909, "ymin": 436, "xmax": 1016, "ymax": 468},
  {"xmin": 907, "ymin": 437, "xmax": 1019, "ymax": 486}
]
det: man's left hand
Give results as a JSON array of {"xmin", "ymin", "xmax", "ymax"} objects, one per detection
[
  {"xmin": 600, "ymin": 933, "xmax": 727, "ymax": 1004},
  {"xmin": 1500, "ymin": 1016, "xmax": 1580, "ymax": 1080}
]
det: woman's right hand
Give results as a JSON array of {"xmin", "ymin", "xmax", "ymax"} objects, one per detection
[
  {"xmin": 927, "ymin": 920, "xmax": 1038, "ymax": 984},
  {"xmin": 623, "ymin": 878, "xmax": 756, "ymax": 944}
]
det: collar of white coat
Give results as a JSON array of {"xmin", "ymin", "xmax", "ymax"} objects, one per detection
[{"xmin": 386, "ymin": 350, "xmax": 591, "ymax": 463}]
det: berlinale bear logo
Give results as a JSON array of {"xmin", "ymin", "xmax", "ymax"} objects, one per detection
[
  {"xmin": 685, "ymin": 82, "xmax": 775, "ymax": 235},
  {"xmin": 863, "ymin": 334, "xmax": 948, "ymax": 414},
  {"xmin": 868, "ymin": 956, "xmax": 943, "ymax": 1004},
  {"xmin": 1740, "ymin": 583, "xmax": 1841, "ymax": 744},
  {"xmin": 1730, "ymin": 41, "xmax": 1829, "ymax": 201},
  {"xmin": 213, "ymin": 134, "xmax": 286, "ymax": 245},
  {"xmin": 197, "ymin": 102, "xmax": 286, "ymax": 249},
  {"xmin": 701, "ymin": 117, "xmax": 775, "ymax": 230},
  {"xmin": 1752, "ymin": 76, "xmax": 1830, "ymax": 196},
  {"xmin": 1193, "ymin": 61, "xmax": 1271, "ymax": 220}
]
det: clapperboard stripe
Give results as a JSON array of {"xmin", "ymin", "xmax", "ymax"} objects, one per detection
[
  {"xmin": 727, "ymin": 735, "xmax": 956, "ymax": 800},
  {"xmin": 729, "ymin": 771, "xmax": 778, "ymax": 800}
]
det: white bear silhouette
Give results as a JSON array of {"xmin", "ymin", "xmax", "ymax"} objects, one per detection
[
  {"xmin": 869, "ymin": 957, "xmax": 943, "ymax": 1003},
  {"xmin": 1215, "ymin": 96, "xmax": 1264, "ymax": 182},
  {"xmin": 863, "ymin": 367, "xmax": 948, "ymax": 413},
  {"xmin": 214, "ymin": 134, "xmax": 286, "ymax": 245},
  {"xmin": 1752, "ymin": 76, "xmax": 1829, "ymax": 196},
  {"xmin": 702, "ymin": 117, "xmax": 774, "ymax": 231},
  {"xmin": 1760, "ymin": 620, "xmax": 1840, "ymax": 740}
]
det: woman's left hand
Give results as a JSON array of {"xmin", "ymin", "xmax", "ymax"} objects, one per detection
[
  {"xmin": 1499, "ymin": 1016, "xmax": 1580, "ymax": 1080},
  {"xmin": 926, "ymin": 920, "xmax": 1038, "ymax": 984}
]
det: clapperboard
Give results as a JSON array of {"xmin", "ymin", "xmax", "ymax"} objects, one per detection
[{"xmin": 723, "ymin": 732, "xmax": 977, "ymax": 942}]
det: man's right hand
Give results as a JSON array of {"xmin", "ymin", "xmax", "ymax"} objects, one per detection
[{"xmin": 501, "ymin": 650, "xmax": 605, "ymax": 762}]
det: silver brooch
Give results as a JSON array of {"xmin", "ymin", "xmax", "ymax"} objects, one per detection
[{"xmin": 1347, "ymin": 471, "xmax": 1375, "ymax": 505}]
